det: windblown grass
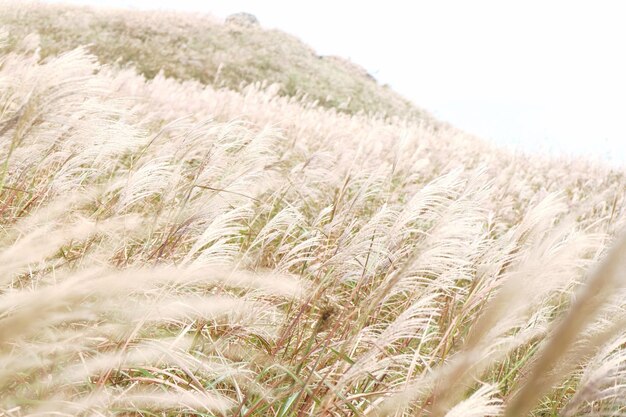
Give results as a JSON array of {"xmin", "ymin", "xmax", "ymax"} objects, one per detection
[
  {"xmin": 0, "ymin": 1, "xmax": 425, "ymax": 119},
  {"xmin": 1, "ymin": 7, "xmax": 626, "ymax": 416}
]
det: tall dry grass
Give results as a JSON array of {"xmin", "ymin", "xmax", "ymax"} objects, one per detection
[
  {"xmin": 0, "ymin": 15, "xmax": 626, "ymax": 417},
  {"xmin": 0, "ymin": 0, "xmax": 425, "ymax": 119}
]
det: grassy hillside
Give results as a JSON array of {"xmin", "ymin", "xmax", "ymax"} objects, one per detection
[
  {"xmin": 1, "ymin": 2, "xmax": 626, "ymax": 417},
  {"xmin": 0, "ymin": 1, "xmax": 426, "ymax": 119}
]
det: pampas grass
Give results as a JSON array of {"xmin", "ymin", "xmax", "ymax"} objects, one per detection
[{"xmin": 1, "ymin": 4, "xmax": 625, "ymax": 416}]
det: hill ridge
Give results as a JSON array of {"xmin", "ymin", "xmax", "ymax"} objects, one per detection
[{"xmin": 0, "ymin": 0, "xmax": 429, "ymax": 119}]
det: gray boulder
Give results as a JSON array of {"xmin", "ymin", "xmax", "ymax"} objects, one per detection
[{"xmin": 225, "ymin": 13, "xmax": 259, "ymax": 27}]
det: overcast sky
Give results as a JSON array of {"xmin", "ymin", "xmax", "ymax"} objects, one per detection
[{"xmin": 43, "ymin": 0, "xmax": 626, "ymax": 165}]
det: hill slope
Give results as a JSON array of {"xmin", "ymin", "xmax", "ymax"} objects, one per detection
[
  {"xmin": 1, "ymin": 2, "xmax": 626, "ymax": 417},
  {"xmin": 0, "ymin": 1, "xmax": 427, "ymax": 119}
]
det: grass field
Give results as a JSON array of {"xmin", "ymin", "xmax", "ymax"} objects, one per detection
[
  {"xmin": 1, "ymin": 2, "xmax": 626, "ymax": 416},
  {"xmin": 0, "ymin": 1, "xmax": 426, "ymax": 120}
]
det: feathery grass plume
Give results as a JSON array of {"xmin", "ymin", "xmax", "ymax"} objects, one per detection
[
  {"xmin": 0, "ymin": 261, "xmax": 303, "ymax": 413},
  {"xmin": 0, "ymin": 38, "xmax": 303, "ymax": 415},
  {"xmin": 182, "ymin": 205, "xmax": 254, "ymax": 266},
  {"xmin": 1, "ymin": 4, "xmax": 626, "ymax": 414},
  {"xmin": 561, "ymin": 328, "xmax": 626, "ymax": 416},
  {"xmin": 0, "ymin": 28, "xmax": 7, "ymax": 51},
  {"xmin": 444, "ymin": 384, "xmax": 503, "ymax": 417},
  {"xmin": 367, "ymin": 196, "xmax": 605, "ymax": 416},
  {"xmin": 504, "ymin": 232, "xmax": 626, "ymax": 417},
  {"xmin": 335, "ymin": 293, "xmax": 440, "ymax": 389}
]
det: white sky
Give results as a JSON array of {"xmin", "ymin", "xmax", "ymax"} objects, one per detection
[{"xmin": 42, "ymin": 0, "xmax": 626, "ymax": 165}]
